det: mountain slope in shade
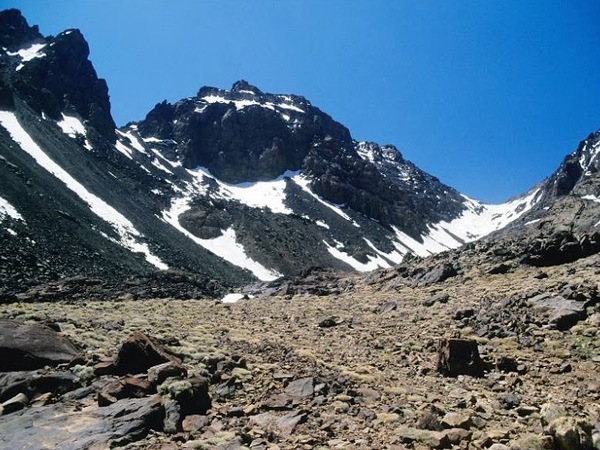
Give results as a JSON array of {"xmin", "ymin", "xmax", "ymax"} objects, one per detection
[{"xmin": 0, "ymin": 9, "xmax": 598, "ymax": 299}]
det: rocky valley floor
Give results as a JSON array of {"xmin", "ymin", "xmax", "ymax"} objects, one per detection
[{"xmin": 1, "ymin": 252, "xmax": 600, "ymax": 450}]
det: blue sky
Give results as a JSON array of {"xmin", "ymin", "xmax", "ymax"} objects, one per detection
[{"xmin": 6, "ymin": 0, "xmax": 600, "ymax": 203}]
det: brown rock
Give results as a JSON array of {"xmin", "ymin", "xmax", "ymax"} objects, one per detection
[
  {"xmin": 277, "ymin": 411, "xmax": 307, "ymax": 436},
  {"xmin": 442, "ymin": 427, "xmax": 472, "ymax": 445},
  {"xmin": 437, "ymin": 338, "xmax": 485, "ymax": 377},
  {"xmin": 147, "ymin": 361, "xmax": 187, "ymax": 385},
  {"xmin": 97, "ymin": 391, "xmax": 118, "ymax": 407},
  {"xmin": 161, "ymin": 376, "xmax": 211, "ymax": 416},
  {"xmin": 547, "ymin": 416, "xmax": 593, "ymax": 450},
  {"xmin": 441, "ymin": 412, "xmax": 472, "ymax": 429},
  {"xmin": 99, "ymin": 377, "xmax": 153, "ymax": 404},
  {"xmin": 94, "ymin": 360, "xmax": 118, "ymax": 376},
  {"xmin": 356, "ymin": 387, "xmax": 381, "ymax": 401},
  {"xmin": 182, "ymin": 414, "xmax": 209, "ymax": 432},
  {"xmin": 115, "ymin": 332, "xmax": 180, "ymax": 375}
]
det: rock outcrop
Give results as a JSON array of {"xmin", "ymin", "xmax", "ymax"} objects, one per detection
[{"xmin": 0, "ymin": 319, "xmax": 79, "ymax": 371}]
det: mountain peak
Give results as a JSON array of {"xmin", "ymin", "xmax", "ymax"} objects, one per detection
[
  {"xmin": 0, "ymin": 9, "xmax": 43, "ymax": 50},
  {"xmin": 231, "ymin": 80, "xmax": 263, "ymax": 95}
]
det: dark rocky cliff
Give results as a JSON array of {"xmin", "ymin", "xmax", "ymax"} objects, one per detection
[{"xmin": 0, "ymin": 9, "xmax": 115, "ymax": 140}]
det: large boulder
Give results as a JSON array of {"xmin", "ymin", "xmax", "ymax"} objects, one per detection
[
  {"xmin": 437, "ymin": 338, "xmax": 485, "ymax": 377},
  {"xmin": 0, "ymin": 320, "xmax": 79, "ymax": 371},
  {"xmin": 115, "ymin": 332, "xmax": 180, "ymax": 375}
]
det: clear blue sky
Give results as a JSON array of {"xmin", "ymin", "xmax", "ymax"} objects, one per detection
[{"xmin": 5, "ymin": 0, "xmax": 600, "ymax": 203}]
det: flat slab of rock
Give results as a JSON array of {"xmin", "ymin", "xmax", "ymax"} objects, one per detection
[
  {"xmin": 284, "ymin": 377, "xmax": 314, "ymax": 398},
  {"xmin": 0, "ymin": 320, "xmax": 79, "ymax": 371},
  {"xmin": 0, "ymin": 394, "xmax": 163, "ymax": 449},
  {"xmin": 0, "ymin": 370, "xmax": 78, "ymax": 403},
  {"xmin": 527, "ymin": 294, "xmax": 587, "ymax": 330}
]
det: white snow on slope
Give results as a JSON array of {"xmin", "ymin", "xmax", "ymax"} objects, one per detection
[
  {"xmin": 0, "ymin": 195, "xmax": 24, "ymax": 221},
  {"xmin": 323, "ymin": 240, "xmax": 391, "ymax": 271},
  {"xmin": 390, "ymin": 189, "xmax": 541, "ymax": 257},
  {"xmin": 198, "ymin": 95, "xmax": 305, "ymax": 120},
  {"xmin": 150, "ymin": 158, "xmax": 174, "ymax": 175},
  {"xmin": 582, "ymin": 194, "xmax": 600, "ymax": 204},
  {"xmin": 8, "ymin": 43, "xmax": 46, "ymax": 71},
  {"xmin": 187, "ymin": 167, "xmax": 295, "ymax": 215},
  {"xmin": 291, "ymin": 173, "xmax": 361, "ymax": 227},
  {"xmin": 184, "ymin": 167, "xmax": 361, "ymax": 228},
  {"xmin": 364, "ymin": 238, "xmax": 405, "ymax": 264},
  {"xmin": 151, "ymin": 149, "xmax": 182, "ymax": 168},
  {"xmin": 162, "ymin": 196, "xmax": 280, "ymax": 281},
  {"xmin": 114, "ymin": 140, "xmax": 133, "ymax": 159},
  {"xmin": 221, "ymin": 292, "xmax": 255, "ymax": 303},
  {"xmin": 579, "ymin": 140, "xmax": 600, "ymax": 173},
  {"xmin": 582, "ymin": 195, "xmax": 600, "ymax": 227},
  {"xmin": 0, "ymin": 111, "xmax": 168, "ymax": 270},
  {"xmin": 117, "ymin": 130, "xmax": 147, "ymax": 154},
  {"xmin": 57, "ymin": 114, "xmax": 93, "ymax": 150}
]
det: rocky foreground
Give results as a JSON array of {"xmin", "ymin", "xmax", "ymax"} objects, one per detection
[{"xmin": 1, "ymin": 250, "xmax": 600, "ymax": 450}]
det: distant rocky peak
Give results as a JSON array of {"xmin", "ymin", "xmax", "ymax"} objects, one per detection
[
  {"xmin": 0, "ymin": 9, "xmax": 43, "ymax": 51},
  {"xmin": 541, "ymin": 129, "xmax": 600, "ymax": 200},
  {"xmin": 231, "ymin": 79, "xmax": 263, "ymax": 95},
  {"xmin": 577, "ymin": 131, "xmax": 600, "ymax": 176},
  {"xmin": 195, "ymin": 82, "xmax": 311, "ymax": 113},
  {"xmin": 1, "ymin": 14, "xmax": 117, "ymax": 142},
  {"xmin": 356, "ymin": 141, "xmax": 405, "ymax": 164}
]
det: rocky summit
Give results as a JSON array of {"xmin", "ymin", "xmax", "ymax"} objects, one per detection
[{"xmin": 1, "ymin": 8, "xmax": 600, "ymax": 450}]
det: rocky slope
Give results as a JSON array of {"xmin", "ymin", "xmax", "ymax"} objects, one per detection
[{"xmin": 1, "ymin": 245, "xmax": 599, "ymax": 449}]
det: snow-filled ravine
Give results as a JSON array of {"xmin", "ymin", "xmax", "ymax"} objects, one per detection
[
  {"xmin": 390, "ymin": 189, "xmax": 542, "ymax": 258},
  {"xmin": 0, "ymin": 111, "xmax": 168, "ymax": 270}
]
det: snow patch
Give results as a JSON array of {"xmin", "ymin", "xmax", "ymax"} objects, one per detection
[
  {"xmin": 150, "ymin": 158, "xmax": 174, "ymax": 175},
  {"xmin": 0, "ymin": 195, "xmax": 24, "ymax": 221},
  {"xmin": 582, "ymin": 194, "xmax": 600, "ymax": 204},
  {"xmin": 363, "ymin": 238, "xmax": 405, "ymax": 264},
  {"xmin": 57, "ymin": 114, "xmax": 93, "ymax": 150},
  {"xmin": 0, "ymin": 111, "xmax": 168, "ymax": 270},
  {"xmin": 8, "ymin": 42, "xmax": 46, "ymax": 71},
  {"xmin": 114, "ymin": 140, "xmax": 133, "ymax": 159},
  {"xmin": 151, "ymin": 149, "xmax": 181, "ymax": 168},
  {"xmin": 323, "ymin": 240, "xmax": 390, "ymax": 271},
  {"xmin": 392, "ymin": 189, "xmax": 542, "ymax": 257},
  {"xmin": 579, "ymin": 140, "xmax": 600, "ymax": 172},
  {"xmin": 276, "ymin": 102, "xmax": 305, "ymax": 113},
  {"xmin": 162, "ymin": 196, "xmax": 280, "ymax": 281},
  {"xmin": 187, "ymin": 167, "xmax": 295, "ymax": 215},
  {"xmin": 221, "ymin": 293, "xmax": 254, "ymax": 303},
  {"xmin": 117, "ymin": 130, "xmax": 147, "ymax": 154},
  {"xmin": 291, "ymin": 174, "xmax": 360, "ymax": 227},
  {"xmin": 198, "ymin": 95, "xmax": 305, "ymax": 120}
]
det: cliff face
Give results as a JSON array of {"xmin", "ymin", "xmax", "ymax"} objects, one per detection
[{"xmin": 0, "ymin": 9, "xmax": 115, "ymax": 140}]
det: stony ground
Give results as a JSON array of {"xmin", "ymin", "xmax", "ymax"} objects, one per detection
[{"xmin": 1, "ymin": 252, "xmax": 600, "ymax": 449}]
